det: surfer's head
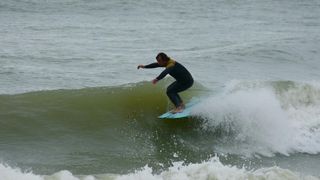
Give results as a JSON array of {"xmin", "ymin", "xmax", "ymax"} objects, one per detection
[{"xmin": 156, "ymin": 52, "xmax": 170, "ymax": 66}]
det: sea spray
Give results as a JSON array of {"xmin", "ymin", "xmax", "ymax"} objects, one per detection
[
  {"xmin": 192, "ymin": 81, "xmax": 320, "ymax": 156},
  {"xmin": 192, "ymin": 88, "xmax": 295, "ymax": 156}
]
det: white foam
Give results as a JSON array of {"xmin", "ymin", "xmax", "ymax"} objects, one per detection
[
  {"xmin": 0, "ymin": 159, "xmax": 319, "ymax": 180},
  {"xmin": 45, "ymin": 170, "xmax": 95, "ymax": 180},
  {"xmin": 0, "ymin": 163, "xmax": 95, "ymax": 180},
  {"xmin": 115, "ymin": 157, "xmax": 319, "ymax": 180},
  {"xmin": 192, "ymin": 81, "xmax": 320, "ymax": 156},
  {"xmin": 0, "ymin": 163, "xmax": 41, "ymax": 180}
]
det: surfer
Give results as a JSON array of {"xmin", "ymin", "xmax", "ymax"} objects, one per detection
[{"xmin": 137, "ymin": 52, "xmax": 194, "ymax": 113}]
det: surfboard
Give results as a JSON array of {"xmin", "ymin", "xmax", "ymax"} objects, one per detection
[{"xmin": 158, "ymin": 98, "xmax": 200, "ymax": 119}]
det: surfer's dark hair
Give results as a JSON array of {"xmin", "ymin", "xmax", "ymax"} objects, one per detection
[{"xmin": 156, "ymin": 52, "xmax": 170, "ymax": 62}]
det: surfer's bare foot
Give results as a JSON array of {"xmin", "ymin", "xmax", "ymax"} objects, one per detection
[{"xmin": 171, "ymin": 104, "xmax": 185, "ymax": 114}]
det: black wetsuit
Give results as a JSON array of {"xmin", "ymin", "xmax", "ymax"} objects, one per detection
[{"xmin": 144, "ymin": 60, "xmax": 194, "ymax": 107}]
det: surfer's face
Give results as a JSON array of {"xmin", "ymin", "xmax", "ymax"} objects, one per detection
[{"xmin": 156, "ymin": 57, "xmax": 167, "ymax": 67}]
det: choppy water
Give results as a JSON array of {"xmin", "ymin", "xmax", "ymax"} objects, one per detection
[{"xmin": 1, "ymin": 0, "xmax": 320, "ymax": 179}]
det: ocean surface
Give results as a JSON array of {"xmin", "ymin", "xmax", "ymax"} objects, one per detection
[{"xmin": 1, "ymin": 0, "xmax": 320, "ymax": 179}]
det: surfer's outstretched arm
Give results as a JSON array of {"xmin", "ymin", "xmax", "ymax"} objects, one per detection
[
  {"xmin": 137, "ymin": 62, "xmax": 162, "ymax": 84},
  {"xmin": 137, "ymin": 63, "xmax": 161, "ymax": 69}
]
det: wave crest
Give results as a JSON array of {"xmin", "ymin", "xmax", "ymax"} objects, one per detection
[{"xmin": 192, "ymin": 80, "xmax": 320, "ymax": 157}]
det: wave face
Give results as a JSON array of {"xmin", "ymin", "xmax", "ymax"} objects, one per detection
[
  {"xmin": 0, "ymin": 80, "xmax": 201, "ymax": 139},
  {"xmin": 0, "ymin": 81, "xmax": 203, "ymax": 175}
]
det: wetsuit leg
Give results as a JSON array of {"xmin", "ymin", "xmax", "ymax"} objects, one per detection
[{"xmin": 166, "ymin": 81, "xmax": 193, "ymax": 107}]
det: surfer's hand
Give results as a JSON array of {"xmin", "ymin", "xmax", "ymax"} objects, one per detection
[
  {"xmin": 137, "ymin": 65, "xmax": 144, "ymax": 69},
  {"xmin": 152, "ymin": 79, "xmax": 158, "ymax": 84}
]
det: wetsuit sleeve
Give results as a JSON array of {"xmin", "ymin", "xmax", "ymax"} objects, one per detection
[
  {"xmin": 156, "ymin": 67, "xmax": 173, "ymax": 80},
  {"xmin": 144, "ymin": 63, "xmax": 160, "ymax": 68}
]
